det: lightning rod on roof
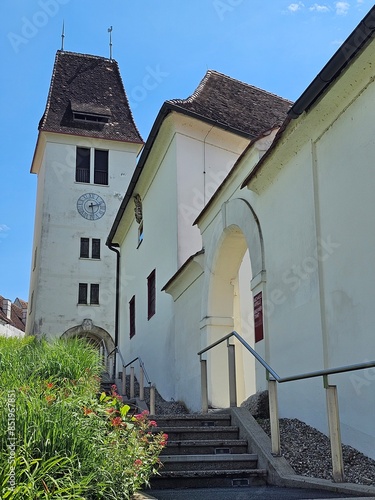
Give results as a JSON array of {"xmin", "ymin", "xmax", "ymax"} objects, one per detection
[
  {"xmin": 61, "ymin": 20, "xmax": 65, "ymax": 51},
  {"xmin": 108, "ymin": 26, "xmax": 113, "ymax": 60}
]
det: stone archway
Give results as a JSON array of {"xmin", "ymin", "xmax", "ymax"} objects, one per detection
[
  {"xmin": 61, "ymin": 319, "xmax": 115, "ymax": 369},
  {"xmin": 200, "ymin": 197, "xmax": 267, "ymax": 407}
]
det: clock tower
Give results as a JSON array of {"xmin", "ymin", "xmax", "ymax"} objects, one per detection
[{"xmin": 26, "ymin": 50, "xmax": 143, "ymax": 356}]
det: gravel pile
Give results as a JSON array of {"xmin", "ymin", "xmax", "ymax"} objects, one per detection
[
  {"xmin": 143, "ymin": 386, "xmax": 189, "ymax": 416},
  {"xmin": 257, "ymin": 418, "xmax": 375, "ymax": 486}
]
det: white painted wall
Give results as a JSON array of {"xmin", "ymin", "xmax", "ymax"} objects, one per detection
[
  {"xmin": 27, "ymin": 133, "xmax": 140, "ymax": 339},
  {"xmin": 115, "ymin": 114, "xmax": 249, "ymax": 403},
  {"xmin": 0, "ymin": 323, "xmax": 25, "ymax": 338},
  {"xmin": 117, "ymin": 132, "xmax": 178, "ymax": 400}
]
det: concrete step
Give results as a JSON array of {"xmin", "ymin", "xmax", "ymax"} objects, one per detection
[
  {"xmin": 155, "ymin": 414, "xmax": 231, "ymax": 427},
  {"xmin": 151, "ymin": 468, "xmax": 267, "ymax": 489},
  {"xmin": 161, "ymin": 438, "xmax": 248, "ymax": 455},
  {"xmin": 157, "ymin": 426, "xmax": 240, "ymax": 441},
  {"xmin": 161, "ymin": 453, "xmax": 258, "ymax": 471}
]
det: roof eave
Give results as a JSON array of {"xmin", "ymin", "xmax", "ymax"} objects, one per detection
[
  {"xmin": 241, "ymin": 6, "xmax": 375, "ymax": 189},
  {"xmin": 288, "ymin": 6, "xmax": 375, "ymax": 119},
  {"xmin": 106, "ymin": 101, "xmax": 255, "ymax": 246}
]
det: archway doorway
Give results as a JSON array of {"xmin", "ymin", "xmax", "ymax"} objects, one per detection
[
  {"xmin": 61, "ymin": 319, "xmax": 115, "ymax": 372},
  {"xmin": 200, "ymin": 198, "xmax": 266, "ymax": 408}
]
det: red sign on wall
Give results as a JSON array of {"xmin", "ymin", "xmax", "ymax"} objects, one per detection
[{"xmin": 253, "ymin": 291, "xmax": 264, "ymax": 343}]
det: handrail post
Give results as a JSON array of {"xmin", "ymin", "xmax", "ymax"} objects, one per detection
[
  {"xmin": 268, "ymin": 378, "xmax": 281, "ymax": 456},
  {"xmin": 130, "ymin": 366, "xmax": 135, "ymax": 399},
  {"xmin": 227, "ymin": 342, "xmax": 237, "ymax": 407},
  {"xmin": 150, "ymin": 384, "xmax": 156, "ymax": 415},
  {"xmin": 325, "ymin": 382, "xmax": 345, "ymax": 482},
  {"xmin": 201, "ymin": 358, "xmax": 208, "ymax": 413},
  {"xmin": 139, "ymin": 366, "xmax": 144, "ymax": 401},
  {"xmin": 122, "ymin": 365, "xmax": 126, "ymax": 396}
]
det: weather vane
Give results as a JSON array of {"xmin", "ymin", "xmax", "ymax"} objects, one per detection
[
  {"xmin": 108, "ymin": 26, "xmax": 113, "ymax": 60},
  {"xmin": 61, "ymin": 20, "xmax": 65, "ymax": 51}
]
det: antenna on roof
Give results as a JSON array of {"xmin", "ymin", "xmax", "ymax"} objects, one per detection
[
  {"xmin": 61, "ymin": 20, "xmax": 65, "ymax": 51},
  {"xmin": 108, "ymin": 26, "xmax": 113, "ymax": 60}
]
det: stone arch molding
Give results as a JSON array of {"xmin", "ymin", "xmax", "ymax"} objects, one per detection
[
  {"xmin": 61, "ymin": 319, "xmax": 115, "ymax": 356},
  {"xmin": 201, "ymin": 197, "xmax": 266, "ymax": 320}
]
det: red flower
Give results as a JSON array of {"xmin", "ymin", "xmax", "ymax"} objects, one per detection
[
  {"xmin": 83, "ymin": 406, "xmax": 94, "ymax": 415},
  {"xmin": 111, "ymin": 416, "xmax": 123, "ymax": 427},
  {"xmin": 149, "ymin": 420, "xmax": 157, "ymax": 427},
  {"xmin": 134, "ymin": 459, "xmax": 142, "ymax": 466},
  {"xmin": 46, "ymin": 382, "xmax": 54, "ymax": 389},
  {"xmin": 160, "ymin": 433, "xmax": 168, "ymax": 446}
]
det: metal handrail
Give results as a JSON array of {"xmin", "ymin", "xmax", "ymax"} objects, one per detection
[
  {"xmin": 124, "ymin": 356, "xmax": 152, "ymax": 387},
  {"xmin": 107, "ymin": 349, "xmax": 152, "ymax": 387},
  {"xmin": 198, "ymin": 330, "xmax": 375, "ymax": 383},
  {"xmin": 107, "ymin": 347, "xmax": 155, "ymax": 412},
  {"xmin": 198, "ymin": 329, "xmax": 375, "ymax": 481}
]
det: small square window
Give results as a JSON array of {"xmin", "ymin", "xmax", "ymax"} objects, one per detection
[
  {"xmin": 80, "ymin": 238, "xmax": 90, "ymax": 258},
  {"xmin": 78, "ymin": 283, "xmax": 88, "ymax": 304},
  {"xmin": 138, "ymin": 221, "xmax": 144, "ymax": 247},
  {"xmin": 94, "ymin": 150, "xmax": 108, "ymax": 185},
  {"xmin": 147, "ymin": 270, "xmax": 156, "ymax": 320},
  {"xmin": 129, "ymin": 296, "xmax": 135, "ymax": 338},
  {"xmin": 90, "ymin": 284, "xmax": 99, "ymax": 305},
  {"xmin": 92, "ymin": 239, "xmax": 101, "ymax": 259},
  {"xmin": 76, "ymin": 147, "xmax": 90, "ymax": 183}
]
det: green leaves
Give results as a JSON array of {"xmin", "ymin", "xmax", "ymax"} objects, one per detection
[{"xmin": 0, "ymin": 337, "xmax": 166, "ymax": 499}]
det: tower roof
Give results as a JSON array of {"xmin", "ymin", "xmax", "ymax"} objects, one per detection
[
  {"xmin": 39, "ymin": 50, "xmax": 143, "ymax": 143},
  {"xmin": 168, "ymin": 70, "xmax": 292, "ymax": 138}
]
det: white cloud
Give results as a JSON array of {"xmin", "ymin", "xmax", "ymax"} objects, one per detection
[
  {"xmin": 0, "ymin": 224, "xmax": 10, "ymax": 240},
  {"xmin": 309, "ymin": 3, "xmax": 330, "ymax": 12},
  {"xmin": 335, "ymin": 1, "xmax": 350, "ymax": 15},
  {"xmin": 288, "ymin": 2, "xmax": 304, "ymax": 12}
]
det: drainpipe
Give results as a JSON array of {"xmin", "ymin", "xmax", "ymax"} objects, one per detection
[{"xmin": 107, "ymin": 242, "xmax": 120, "ymax": 380}]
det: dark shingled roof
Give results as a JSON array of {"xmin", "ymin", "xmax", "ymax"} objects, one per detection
[
  {"xmin": 168, "ymin": 70, "xmax": 292, "ymax": 138},
  {"xmin": 0, "ymin": 297, "xmax": 26, "ymax": 332},
  {"xmin": 39, "ymin": 50, "xmax": 143, "ymax": 143}
]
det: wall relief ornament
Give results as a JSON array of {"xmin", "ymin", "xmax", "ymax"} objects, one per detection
[
  {"xmin": 134, "ymin": 194, "xmax": 143, "ymax": 224},
  {"xmin": 82, "ymin": 318, "xmax": 93, "ymax": 331}
]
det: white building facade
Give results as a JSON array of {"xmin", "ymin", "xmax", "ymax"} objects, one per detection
[
  {"xmin": 110, "ymin": 8, "xmax": 375, "ymax": 460},
  {"xmin": 27, "ymin": 51, "xmax": 143, "ymax": 355}
]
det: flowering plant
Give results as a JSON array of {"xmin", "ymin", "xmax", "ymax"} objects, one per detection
[{"xmin": 0, "ymin": 337, "xmax": 167, "ymax": 500}]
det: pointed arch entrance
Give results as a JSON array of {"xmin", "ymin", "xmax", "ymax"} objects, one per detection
[
  {"xmin": 61, "ymin": 319, "xmax": 115, "ymax": 369},
  {"xmin": 200, "ymin": 198, "xmax": 267, "ymax": 408}
]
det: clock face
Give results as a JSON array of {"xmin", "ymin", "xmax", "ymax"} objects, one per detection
[{"xmin": 77, "ymin": 193, "xmax": 106, "ymax": 220}]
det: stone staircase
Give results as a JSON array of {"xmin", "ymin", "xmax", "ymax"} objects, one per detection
[{"xmin": 151, "ymin": 413, "xmax": 267, "ymax": 489}]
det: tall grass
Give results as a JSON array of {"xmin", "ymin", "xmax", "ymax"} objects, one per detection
[{"xmin": 0, "ymin": 336, "xmax": 166, "ymax": 499}]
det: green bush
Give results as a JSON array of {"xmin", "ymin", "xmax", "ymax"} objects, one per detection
[{"xmin": 0, "ymin": 336, "xmax": 167, "ymax": 499}]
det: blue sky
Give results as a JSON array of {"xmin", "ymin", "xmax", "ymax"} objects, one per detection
[{"xmin": 0, "ymin": 0, "xmax": 370, "ymax": 301}]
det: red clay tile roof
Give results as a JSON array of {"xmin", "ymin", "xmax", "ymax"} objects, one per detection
[
  {"xmin": 39, "ymin": 50, "xmax": 143, "ymax": 144},
  {"xmin": 168, "ymin": 70, "xmax": 292, "ymax": 138},
  {"xmin": 0, "ymin": 296, "xmax": 26, "ymax": 332}
]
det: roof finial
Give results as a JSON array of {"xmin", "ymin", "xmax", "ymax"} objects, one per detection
[
  {"xmin": 108, "ymin": 26, "xmax": 113, "ymax": 60},
  {"xmin": 61, "ymin": 20, "xmax": 65, "ymax": 51}
]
